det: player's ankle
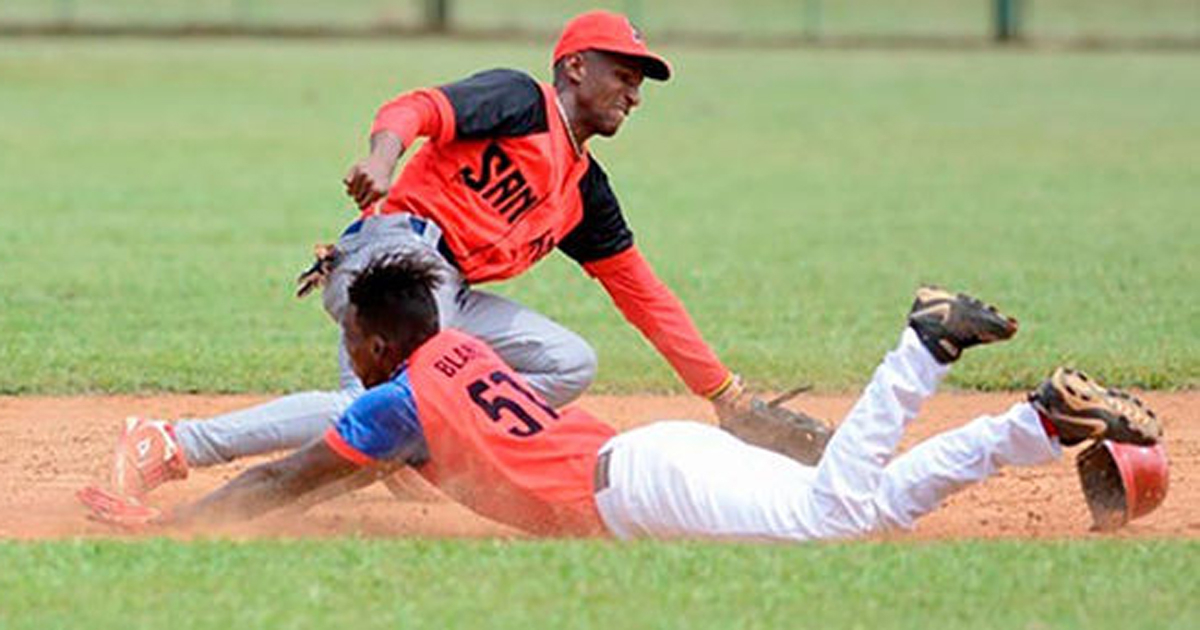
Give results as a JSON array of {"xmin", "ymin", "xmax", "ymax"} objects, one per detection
[{"xmin": 1036, "ymin": 410, "xmax": 1059, "ymax": 441}]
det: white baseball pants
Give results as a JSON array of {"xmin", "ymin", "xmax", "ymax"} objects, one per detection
[
  {"xmin": 175, "ymin": 214, "xmax": 598, "ymax": 467},
  {"xmin": 593, "ymin": 327, "xmax": 1062, "ymax": 541}
]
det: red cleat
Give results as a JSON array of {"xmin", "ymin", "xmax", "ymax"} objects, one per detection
[{"xmin": 112, "ymin": 417, "xmax": 189, "ymax": 498}]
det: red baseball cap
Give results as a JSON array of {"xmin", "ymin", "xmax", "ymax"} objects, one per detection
[{"xmin": 552, "ymin": 10, "xmax": 672, "ymax": 81}]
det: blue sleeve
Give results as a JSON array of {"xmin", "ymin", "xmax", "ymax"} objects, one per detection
[{"xmin": 333, "ymin": 371, "xmax": 429, "ymax": 465}]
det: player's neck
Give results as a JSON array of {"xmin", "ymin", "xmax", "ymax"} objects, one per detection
[{"xmin": 555, "ymin": 90, "xmax": 592, "ymax": 151}]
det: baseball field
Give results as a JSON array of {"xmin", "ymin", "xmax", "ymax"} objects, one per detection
[{"xmin": 1, "ymin": 37, "xmax": 1198, "ymax": 628}]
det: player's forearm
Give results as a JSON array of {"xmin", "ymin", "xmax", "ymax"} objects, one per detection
[
  {"xmin": 284, "ymin": 465, "xmax": 399, "ymax": 515},
  {"xmin": 169, "ymin": 462, "xmax": 315, "ymax": 526},
  {"xmin": 345, "ymin": 130, "xmax": 407, "ymax": 210},
  {"xmin": 366, "ymin": 130, "xmax": 405, "ymax": 175},
  {"xmin": 171, "ymin": 446, "xmax": 362, "ymax": 527},
  {"xmin": 585, "ymin": 247, "xmax": 732, "ymax": 397}
]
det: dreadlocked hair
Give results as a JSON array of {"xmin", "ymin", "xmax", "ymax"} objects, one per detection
[{"xmin": 348, "ymin": 252, "xmax": 443, "ymax": 358}]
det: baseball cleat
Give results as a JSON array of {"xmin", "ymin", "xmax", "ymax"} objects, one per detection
[
  {"xmin": 113, "ymin": 417, "xmax": 189, "ymax": 498},
  {"xmin": 907, "ymin": 285, "xmax": 1018, "ymax": 364},
  {"xmin": 1029, "ymin": 367, "xmax": 1162, "ymax": 447}
]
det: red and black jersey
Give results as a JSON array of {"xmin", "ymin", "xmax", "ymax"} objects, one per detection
[
  {"xmin": 369, "ymin": 69, "xmax": 734, "ymax": 398},
  {"xmin": 374, "ymin": 69, "xmax": 631, "ymax": 283}
]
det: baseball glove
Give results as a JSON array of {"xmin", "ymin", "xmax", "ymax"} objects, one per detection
[
  {"xmin": 296, "ymin": 243, "xmax": 339, "ymax": 298},
  {"xmin": 720, "ymin": 386, "xmax": 834, "ymax": 466}
]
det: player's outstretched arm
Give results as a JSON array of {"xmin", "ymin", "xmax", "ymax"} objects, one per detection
[{"xmin": 170, "ymin": 440, "xmax": 363, "ymax": 527}]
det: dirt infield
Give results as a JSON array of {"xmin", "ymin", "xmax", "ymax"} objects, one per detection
[{"xmin": 1, "ymin": 392, "xmax": 1195, "ymax": 541}]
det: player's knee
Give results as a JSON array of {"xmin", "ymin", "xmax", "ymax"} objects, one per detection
[
  {"xmin": 809, "ymin": 488, "xmax": 882, "ymax": 537},
  {"xmin": 870, "ymin": 497, "xmax": 917, "ymax": 533},
  {"xmin": 544, "ymin": 337, "xmax": 598, "ymax": 406}
]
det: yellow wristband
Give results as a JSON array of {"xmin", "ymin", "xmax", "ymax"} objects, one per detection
[{"xmin": 705, "ymin": 372, "xmax": 738, "ymax": 401}]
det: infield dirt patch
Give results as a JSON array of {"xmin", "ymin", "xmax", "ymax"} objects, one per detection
[{"xmin": 1, "ymin": 392, "xmax": 1195, "ymax": 540}]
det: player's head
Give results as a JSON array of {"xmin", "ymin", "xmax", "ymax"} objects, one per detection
[
  {"xmin": 344, "ymin": 252, "xmax": 443, "ymax": 387},
  {"xmin": 552, "ymin": 11, "xmax": 671, "ymax": 138}
]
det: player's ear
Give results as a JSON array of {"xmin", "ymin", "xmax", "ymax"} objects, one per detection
[
  {"xmin": 372, "ymin": 335, "xmax": 410, "ymax": 370},
  {"xmin": 562, "ymin": 52, "xmax": 587, "ymax": 85},
  {"xmin": 369, "ymin": 335, "xmax": 389, "ymax": 361}
]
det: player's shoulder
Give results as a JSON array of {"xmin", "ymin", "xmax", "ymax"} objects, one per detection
[
  {"xmin": 578, "ymin": 153, "xmax": 618, "ymax": 208},
  {"xmin": 558, "ymin": 152, "xmax": 633, "ymax": 264},
  {"xmin": 336, "ymin": 369, "xmax": 429, "ymax": 464},
  {"xmin": 351, "ymin": 369, "xmax": 418, "ymax": 419},
  {"xmin": 408, "ymin": 328, "xmax": 492, "ymax": 369},
  {"xmin": 441, "ymin": 68, "xmax": 546, "ymax": 104},
  {"xmin": 438, "ymin": 68, "xmax": 550, "ymax": 139},
  {"xmin": 581, "ymin": 153, "xmax": 612, "ymax": 185},
  {"xmin": 456, "ymin": 67, "xmax": 542, "ymax": 87},
  {"xmin": 411, "ymin": 328, "xmax": 501, "ymax": 373}
]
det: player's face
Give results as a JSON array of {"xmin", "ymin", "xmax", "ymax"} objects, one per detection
[
  {"xmin": 577, "ymin": 51, "xmax": 644, "ymax": 137},
  {"xmin": 342, "ymin": 305, "xmax": 396, "ymax": 388}
]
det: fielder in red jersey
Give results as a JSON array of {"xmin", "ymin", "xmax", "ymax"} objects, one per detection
[{"xmin": 344, "ymin": 10, "xmax": 731, "ymax": 398}]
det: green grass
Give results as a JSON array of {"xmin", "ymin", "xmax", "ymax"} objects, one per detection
[
  {"xmin": 1, "ymin": 539, "xmax": 1197, "ymax": 629},
  {"xmin": 1, "ymin": 39, "xmax": 1197, "ymax": 394}
]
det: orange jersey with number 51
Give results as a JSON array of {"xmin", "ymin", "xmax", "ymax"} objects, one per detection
[{"xmin": 407, "ymin": 329, "xmax": 615, "ymax": 536}]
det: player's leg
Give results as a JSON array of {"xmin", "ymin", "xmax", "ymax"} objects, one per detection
[
  {"xmin": 594, "ymin": 421, "xmax": 826, "ymax": 541},
  {"xmin": 453, "ymin": 289, "xmax": 597, "ymax": 408},
  {"xmin": 590, "ymin": 320, "xmax": 956, "ymax": 542},
  {"xmin": 171, "ymin": 348, "xmax": 366, "ymax": 468},
  {"xmin": 869, "ymin": 401, "xmax": 1059, "ymax": 530},
  {"xmin": 804, "ymin": 287, "xmax": 1018, "ymax": 537},
  {"xmin": 593, "ymin": 286, "xmax": 1019, "ymax": 542},
  {"xmin": 172, "ymin": 397, "xmax": 354, "ymax": 468},
  {"xmin": 869, "ymin": 367, "xmax": 1163, "ymax": 531},
  {"xmin": 802, "ymin": 327, "xmax": 947, "ymax": 536},
  {"xmin": 122, "ymin": 347, "xmax": 364, "ymax": 495}
]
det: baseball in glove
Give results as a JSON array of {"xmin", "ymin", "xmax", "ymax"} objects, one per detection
[{"xmin": 718, "ymin": 384, "xmax": 834, "ymax": 466}]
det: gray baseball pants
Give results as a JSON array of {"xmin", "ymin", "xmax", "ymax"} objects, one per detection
[{"xmin": 175, "ymin": 214, "xmax": 598, "ymax": 467}]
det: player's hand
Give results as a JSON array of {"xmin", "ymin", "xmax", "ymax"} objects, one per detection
[
  {"xmin": 342, "ymin": 157, "xmax": 393, "ymax": 211},
  {"xmin": 714, "ymin": 381, "xmax": 834, "ymax": 467},
  {"xmin": 77, "ymin": 485, "xmax": 165, "ymax": 530}
]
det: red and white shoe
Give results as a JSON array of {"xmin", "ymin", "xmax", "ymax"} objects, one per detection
[{"xmin": 112, "ymin": 417, "xmax": 189, "ymax": 498}]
